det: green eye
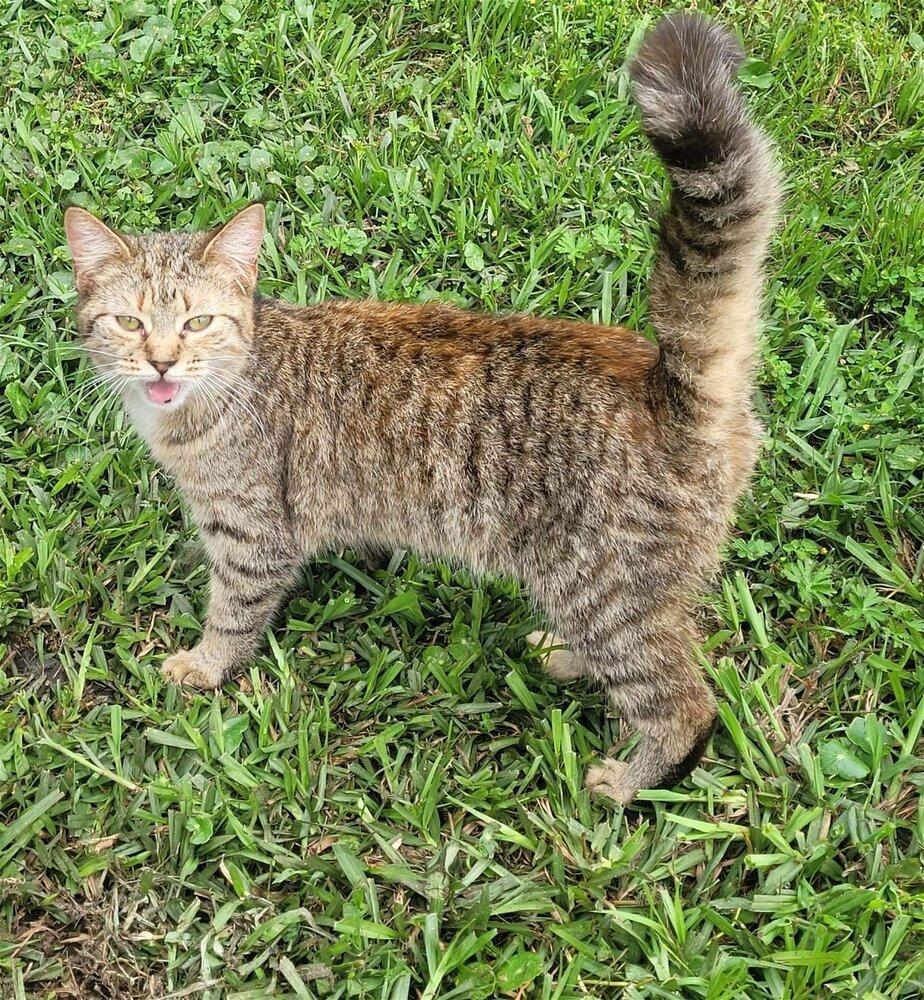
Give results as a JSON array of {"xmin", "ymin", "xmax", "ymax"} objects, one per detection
[
  {"xmin": 185, "ymin": 315, "xmax": 212, "ymax": 332},
  {"xmin": 116, "ymin": 315, "xmax": 142, "ymax": 332}
]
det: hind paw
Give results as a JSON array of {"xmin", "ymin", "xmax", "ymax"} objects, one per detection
[
  {"xmin": 525, "ymin": 630, "xmax": 585, "ymax": 681},
  {"xmin": 585, "ymin": 759, "xmax": 639, "ymax": 806}
]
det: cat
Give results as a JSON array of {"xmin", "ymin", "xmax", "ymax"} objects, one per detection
[{"xmin": 63, "ymin": 13, "xmax": 780, "ymax": 805}]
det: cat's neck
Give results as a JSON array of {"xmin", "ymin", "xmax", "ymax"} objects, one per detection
[{"xmin": 123, "ymin": 383, "xmax": 236, "ymax": 454}]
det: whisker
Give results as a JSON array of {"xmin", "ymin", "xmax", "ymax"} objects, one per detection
[{"xmin": 196, "ymin": 370, "xmax": 268, "ymax": 443}]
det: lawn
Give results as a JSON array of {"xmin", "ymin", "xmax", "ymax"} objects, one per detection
[{"xmin": 1, "ymin": 0, "xmax": 922, "ymax": 997}]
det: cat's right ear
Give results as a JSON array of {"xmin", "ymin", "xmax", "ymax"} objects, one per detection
[{"xmin": 64, "ymin": 207, "xmax": 130, "ymax": 292}]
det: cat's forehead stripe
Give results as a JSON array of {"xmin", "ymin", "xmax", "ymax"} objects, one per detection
[{"xmin": 126, "ymin": 234, "xmax": 200, "ymax": 309}]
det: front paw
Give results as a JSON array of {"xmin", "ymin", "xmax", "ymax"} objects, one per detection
[{"xmin": 162, "ymin": 648, "xmax": 226, "ymax": 690}]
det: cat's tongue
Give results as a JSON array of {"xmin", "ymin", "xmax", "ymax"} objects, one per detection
[{"xmin": 147, "ymin": 379, "xmax": 179, "ymax": 405}]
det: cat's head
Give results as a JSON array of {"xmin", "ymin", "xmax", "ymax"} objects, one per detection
[{"xmin": 64, "ymin": 204, "xmax": 265, "ymax": 409}]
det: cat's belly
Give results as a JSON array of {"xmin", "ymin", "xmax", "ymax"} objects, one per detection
[{"xmin": 286, "ymin": 473, "xmax": 512, "ymax": 574}]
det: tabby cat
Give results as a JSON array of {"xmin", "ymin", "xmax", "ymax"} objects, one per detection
[{"xmin": 64, "ymin": 13, "xmax": 780, "ymax": 804}]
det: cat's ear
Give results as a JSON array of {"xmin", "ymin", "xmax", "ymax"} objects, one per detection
[
  {"xmin": 202, "ymin": 203, "xmax": 265, "ymax": 285},
  {"xmin": 64, "ymin": 207, "xmax": 130, "ymax": 291}
]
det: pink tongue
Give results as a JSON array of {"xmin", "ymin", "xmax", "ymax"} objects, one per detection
[{"xmin": 147, "ymin": 379, "xmax": 179, "ymax": 404}]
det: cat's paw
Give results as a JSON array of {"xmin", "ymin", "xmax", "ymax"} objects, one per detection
[
  {"xmin": 162, "ymin": 648, "xmax": 225, "ymax": 690},
  {"xmin": 585, "ymin": 759, "xmax": 638, "ymax": 805},
  {"xmin": 525, "ymin": 630, "xmax": 585, "ymax": 681}
]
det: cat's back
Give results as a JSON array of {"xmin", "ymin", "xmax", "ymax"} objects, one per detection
[{"xmin": 256, "ymin": 296, "xmax": 658, "ymax": 388}]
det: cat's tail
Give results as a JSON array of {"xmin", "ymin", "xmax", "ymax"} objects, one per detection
[{"xmin": 629, "ymin": 13, "xmax": 780, "ymax": 432}]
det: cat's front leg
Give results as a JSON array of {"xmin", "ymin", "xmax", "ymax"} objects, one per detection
[{"xmin": 163, "ymin": 522, "xmax": 299, "ymax": 689}]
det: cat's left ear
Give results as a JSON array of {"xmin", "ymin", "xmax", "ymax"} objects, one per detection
[{"xmin": 203, "ymin": 203, "xmax": 265, "ymax": 285}]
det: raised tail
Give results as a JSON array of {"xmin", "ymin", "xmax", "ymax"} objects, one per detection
[{"xmin": 629, "ymin": 14, "xmax": 781, "ymax": 430}]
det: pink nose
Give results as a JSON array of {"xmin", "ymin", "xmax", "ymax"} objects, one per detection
[{"xmin": 150, "ymin": 360, "xmax": 175, "ymax": 375}]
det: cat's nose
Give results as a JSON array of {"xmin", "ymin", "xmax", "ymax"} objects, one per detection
[{"xmin": 150, "ymin": 359, "xmax": 176, "ymax": 375}]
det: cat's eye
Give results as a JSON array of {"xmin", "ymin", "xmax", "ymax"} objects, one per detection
[
  {"xmin": 116, "ymin": 315, "xmax": 142, "ymax": 332},
  {"xmin": 185, "ymin": 315, "xmax": 213, "ymax": 332}
]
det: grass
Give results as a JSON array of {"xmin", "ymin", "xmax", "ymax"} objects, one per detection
[{"xmin": 1, "ymin": 0, "xmax": 922, "ymax": 996}]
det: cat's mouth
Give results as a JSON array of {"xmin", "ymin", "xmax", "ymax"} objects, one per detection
[{"xmin": 146, "ymin": 378, "xmax": 182, "ymax": 406}]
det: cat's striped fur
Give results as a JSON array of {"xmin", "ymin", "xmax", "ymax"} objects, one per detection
[{"xmin": 65, "ymin": 13, "xmax": 780, "ymax": 805}]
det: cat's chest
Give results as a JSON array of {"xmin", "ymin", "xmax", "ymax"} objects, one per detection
[
  {"xmin": 124, "ymin": 397, "xmax": 245, "ymax": 484},
  {"xmin": 124, "ymin": 394, "xmax": 162, "ymax": 448}
]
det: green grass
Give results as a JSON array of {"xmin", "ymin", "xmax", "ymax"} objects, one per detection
[{"xmin": 1, "ymin": 0, "xmax": 922, "ymax": 996}]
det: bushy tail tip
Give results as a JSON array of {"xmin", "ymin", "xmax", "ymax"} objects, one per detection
[{"xmin": 629, "ymin": 13, "xmax": 748, "ymax": 173}]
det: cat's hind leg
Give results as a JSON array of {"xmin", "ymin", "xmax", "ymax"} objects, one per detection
[{"xmin": 563, "ymin": 601, "xmax": 716, "ymax": 805}]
